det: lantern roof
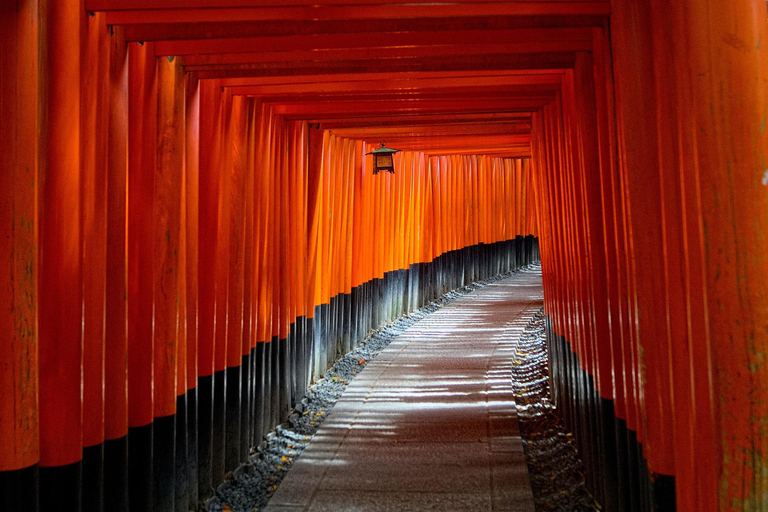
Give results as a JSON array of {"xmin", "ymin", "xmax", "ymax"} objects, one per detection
[{"xmin": 366, "ymin": 143, "xmax": 402, "ymax": 156}]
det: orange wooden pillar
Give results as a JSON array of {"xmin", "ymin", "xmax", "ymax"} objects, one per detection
[
  {"xmin": 291, "ymin": 121, "xmax": 302, "ymax": 394},
  {"xmin": 239, "ymin": 103, "xmax": 257, "ymax": 453},
  {"xmin": 574, "ymin": 51, "xmax": 621, "ymax": 508},
  {"xmin": 533, "ymin": 97, "xmax": 568, "ymax": 425},
  {"xmin": 266, "ymin": 108, "xmax": 281, "ymax": 432},
  {"xmin": 639, "ymin": 2, "xmax": 713, "ymax": 508},
  {"xmin": 184, "ymin": 72, "xmax": 200, "ymax": 511},
  {"xmin": 276, "ymin": 116, "xmax": 292, "ymax": 425},
  {"xmin": 289, "ymin": 121, "xmax": 304, "ymax": 404},
  {"xmin": 340, "ymin": 138, "xmax": 355, "ymax": 351},
  {"xmin": 322, "ymin": 133, "xmax": 336, "ymax": 363},
  {"xmin": 243, "ymin": 99, "xmax": 255, "ymax": 449},
  {"xmin": 214, "ymin": 89, "xmax": 239, "ymax": 485},
  {"xmin": 350, "ymin": 141, "xmax": 366, "ymax": 337},
  {"xmin": 596, "ymin": 36, "xmax": 646, "ymax": 504},
  {"xmin": 197, "ymin": 78, "xmax": 222, "ymax": 503},
  {"xmin": 315, "ymin": 131, "xmax": 331, "ymax": 373},
  {"xmin": 249, "ymin": 100, "xmax": 266, "ymax": 444},
  {"xmin": 252, "ymin": 103, "xmax": 272, "ymax": 437},
  {"xmin": 591, "ymin": 23, "xmax": 638, "ymax": 511},
  {"xmin": 237, "ymin": 100, "xmax": 251, "ymax": 456},
  {"xmin": 305, "ymin": 123, "xmax": 323, "ymax": 381},
  {"xmin": 294, "ymin": 122, "xmax": 310, "ymax": 400},
  {"xmin": 103, "ymin": 25, "xmax": 130, "ymax": 512},
  {"xmin": 127, "ymin": 40, "xmax": 156, "ymax": 512},
  {"xmin": 0, "ymin": 1, "xmax": 40, "ymax": 509},
  {"xmin": 37, "ymin": 1, "xmax": 83, "ymax": 510},
  {"xmin": 683, "ymin": 2, "xmax": 768, "ymax": 509},
  {"xmin": 224, "ymin": 96, "xmax": 248, "ymax": 471},
  {"xmin": 212, "ymin": 89, "xmax": 233, "ymax": 484},
  {"xmin": 81, "ymin": 11, "xmax": 110, "ymax": 512},
  {"xmin": 152, "ymin": 53, "xmax": 185, "ymax": 512},
  {"xmin": 611, "ymin": 1, "xmax": 678, "ymax": 497}
]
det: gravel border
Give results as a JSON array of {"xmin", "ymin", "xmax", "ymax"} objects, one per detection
[
  {"xmin": 207, "ymin": 266, "xmax": 539, "ymax": 512},
  {"xmin": 511, "ymin": 309, "xmax": 601, "ymax": 512}
]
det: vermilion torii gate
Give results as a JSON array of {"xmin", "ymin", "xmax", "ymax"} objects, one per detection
[{"xmin": 0, "ymin": 2, "xmax": 766, "ymax": 511}]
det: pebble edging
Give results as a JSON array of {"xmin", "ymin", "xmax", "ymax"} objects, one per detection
[{"xmin": 511, "ymin": 309, "xmax": 601, "ymax": 512}]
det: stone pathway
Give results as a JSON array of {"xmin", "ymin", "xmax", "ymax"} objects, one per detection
[{"xmin": 264, "ymin": 267, "xmax": 544, "ymax": 512}]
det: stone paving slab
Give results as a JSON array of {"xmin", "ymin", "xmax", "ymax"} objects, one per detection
[{"xmin": 265, "ymin": 268, "xmax": 543, "ymax": 512}]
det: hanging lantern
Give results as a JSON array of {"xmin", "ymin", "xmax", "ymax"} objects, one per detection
[{"xmin": 366, "ymin": 142, "xmax": 401, "ymax": 175}]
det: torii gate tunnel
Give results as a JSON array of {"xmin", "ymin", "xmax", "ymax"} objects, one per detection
[{"xmin": 0, "ymin": 1, "xmax": 767, "ymax": 511}]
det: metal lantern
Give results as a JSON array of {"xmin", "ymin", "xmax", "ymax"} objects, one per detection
[{"xmin": 366, "ymin": 142, "xmax": 401, "ymax": 175}]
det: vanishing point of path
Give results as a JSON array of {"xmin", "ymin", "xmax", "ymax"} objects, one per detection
[{"xmin": 264, "ymin": 267, "xmax": 544, "ymax": 512}]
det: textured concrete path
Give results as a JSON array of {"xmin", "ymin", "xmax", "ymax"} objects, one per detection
[{"xmin": 265, "ymin": 267, "xmax": 544, "ymax": 512}]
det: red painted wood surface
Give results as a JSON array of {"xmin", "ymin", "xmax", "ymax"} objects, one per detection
[
  {"xmin": 38, "ymin": 0, "xmax": 83, "ymax": 468},
  {"xmin": 1, "ymin": 2, "xmax": 767, "ymax": 511},
  {"xmin": 0, "ymin": 0, "xmax": 40, "ymax": 472},
  {"xmin": 81, "ymin": 10, "xmax": 110, "ymax": 451},
  {"xmin": 198, "ymin": 79, "xmax": 222, "ymax": 379},
  {"xmin": 105, "ymin": 25, "xmax": 130, "ymax": 442},
  {"xmin": 185, "ymin": 75, "xmax": 201, "ymax": 391},
  {"xmin": 154, "ymin": 55, "xmax": 185, "ymax": 417},
  {"xmin": 127, "ymin": 40, "xmax": 156, "ymax": 429}
]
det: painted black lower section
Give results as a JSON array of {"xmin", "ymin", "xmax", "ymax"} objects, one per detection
[
  {"xmin": 269, "ymin": 335, "xmax": 280, "ymax": 430},
  {"xmin": 654, "ymin": 474, "xmax": 676, "ymax": 512},
  {"xmin": 240, "ymin": 353, "xmax": 252, "ymax": 462},
  {"xmin": 264, "ymin": 339, "xmax": 274, "ymax": 438},
  {"xmin": 153, "ymin": 414, "xmax": 176, "ymax": 512},
  {"xmin": 128, "ymin": 423, "xmax": 153, "ymax": 512},
  {"xmin": 82, "ymin": 443, "xmax": 103, "ymax": 512},
  {"xmin": 212, "ymin": 369, "xmax": 226, "ymax": 485},
  {"xmin": 40, "ymin": 461, "xmax": 81, "ymax": 512},
  {"xmin": 103, "ymin": 436, "xmax": 129, "ymax": 512},
  {"xmin": 224, "ymin": 365, "xmax": 241, "ymax": 471},
  {"xmin": 0, "ymin": 464, "xmax": 38, "ymax": 512},
  {"xmin": 279, "ymin": 334, "xmax": 291, "ymax": 421},
  {"xmin": 26, "ymin": 237, "xmax": 538, "ymax": 512},
  {"xmin": 196, "ymin": 374, "xmax": 214, "ymax": 505},
  {"xmin": 186, "ymin": 387, "xmax": 199, "ymax": 511},
  {"xmin": 174, "ymin": 395, "xmax": 188, "ymax": 512},
  {"xmin": 546, "ymin": 320, "xmax": 676, "ymax": 512},
  {"xmin": 252, "ymin": 342, "xmax": 266, "ymax": 445}
]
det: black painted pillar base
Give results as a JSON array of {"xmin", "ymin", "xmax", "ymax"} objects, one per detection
[
  {"xmin": 253, "ymin": 342, "xmax": 266, "ymax": 444},
  {"xmin": 263, "ymin": 340, "xmax": 273, "ymax": 436},
  {"xmin": 600, "ymin": 398, "xmax": 620, "ymax": 512},
  {"xmin": 270, "ymin": 336, "xmax": 280, "ymax": 430},
  {"xmin": 241, "ymin": 352, "xmax": 253, "ymax": 461},
  {"xmin": 40, "ymin": 461, "xmax": 81, "ymax": 512},
  {"xmin": 287, "ymin": 327, "xmax": 297, "ymax": 409},
  {"xmin": 225, "ymin": 365, "xmax": 242, "ymax": 471},
  {"xmin": 82, "ymin": 443, "xmax": 104, "ymax": 512},
  {"xmin": 279, "ymin": 335, "xmax": 291, "ymax": 421},
  {"xmin": 653, "ymin": 474, "xmax": 676, "ymax": 512},
  {"xmin": 153, "ymin": 414, "xmax": 175, "ymax": 512},
  {"xmin": 294, "ymin": 319, "xmax": 305, "ymax": 402},
  {"xmin": 128, "ymin": 423, "xmax": 152, "ymax": 512},
  {"xmin": 615, "ymin": 417, "xmax": 632, "ymax": 512},
  {"xmin": 212, "ymin": 369, "xmax": 226, "ymax": 485},
  {"xmin": 186, "ymin": 387, "xmax": 199, "ymax": 511},
  {"xmin": 197, "ymin": 374, "xmax": 214, "ymax": 505},
  {"xmin": 303, "ymin": 318, "xmax": 311, "ymax": 397},
  {"xmin": 103, "ymin": 436, "xmax": 128, "ymax": 512},
  {"xmin": 174, "ymin": 394, "xmax": 188, "ymax": 512},
  {"xmin": 311, "ymin": 306, "xmax": 323, "ymax": 383},
  {"xmin": 0, "ymin": 464, "xmax": 39, "ymax": 512}
]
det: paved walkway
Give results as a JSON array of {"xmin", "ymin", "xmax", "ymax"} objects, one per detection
[{"xmin": 265, "ymin": 267, "xmax": 544, "ymax": 512}]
